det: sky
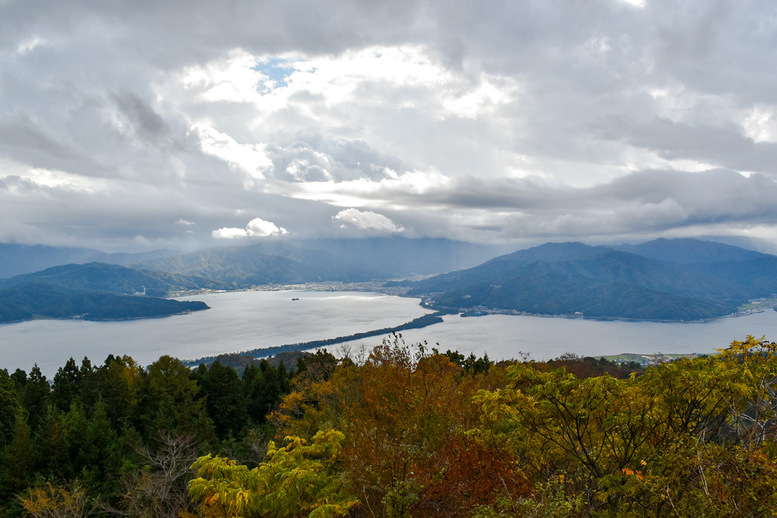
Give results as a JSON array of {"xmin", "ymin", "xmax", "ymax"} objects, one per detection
[{"xmin": 2, "ymin": 0, "xmax": 777, "ymax": 253}]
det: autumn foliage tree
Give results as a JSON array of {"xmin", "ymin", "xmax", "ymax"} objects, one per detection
[
  {"xmin": 188, "ymin": 429, "xmax": 357, "ymax": 518},
  {"xmin": 268, "ymin": 336, "xmax": 529, "ymax": 517},
  {"xmin": 472, "ymin": 335, "xmax": 777, "ymax": 516},
  {"xmin": 3, "ymin": 335, "xmax": 777, "ymax": 517}
]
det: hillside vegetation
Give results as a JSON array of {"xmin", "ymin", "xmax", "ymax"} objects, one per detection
[
  {"xmin": 0, "ymin": 262, "xmax": 227, "ymax": 297},
  {"xmin": 5, "ymin": 237, "xmax": 777, "ymax": 323},
  {"xmin": 2, "ymin": 335, "xmax": 775, "ymax": 517},
  {"xmin": 0, "ymin": 263, "xmax": 216, "ymax": 322},
  {"xmin": 404, "ymin": 239, "xmax": 777, "ymax": 321},
  {"xmin": 0, "ymin": 283, "xmax": 208, "ymax": 322}
]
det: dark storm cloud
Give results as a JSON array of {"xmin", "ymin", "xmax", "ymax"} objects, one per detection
[
  {"xmin": 592, "ymin": 116, "xmax": 777, "ymax": 174},
  {"xmin": 0, "ymin": 115, "xmax": 90, "ymax": 168},
  {"xmin": 111, "ymin": 92, "xmax": 179, "ymax": 149}
]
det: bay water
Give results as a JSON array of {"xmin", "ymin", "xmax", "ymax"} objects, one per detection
[{"xmin": 1, "ymin": 289, "xmax": 776, "ymax": 377}]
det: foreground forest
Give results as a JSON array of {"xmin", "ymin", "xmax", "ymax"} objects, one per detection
[{"xmin": 1, "ymin": 336, "xmax": 776, "ymax": 517}]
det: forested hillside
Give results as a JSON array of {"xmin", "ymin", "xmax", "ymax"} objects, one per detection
[
  {"xmin": 404, "ymin": 239, "xmax": 777, "ymax": 321},
  {"xmin": 0, "ymin": 263, "xmax": 218, "ymax": 323},
  {"xmin": 0, "ymin": 263, "xmax": 227, "ymax": 297},
  {"xmin": 2, "ymin": 335, "xmax": 776, "ymax": 517},
  {"xmin": 0, "ymin": 283, "xmax": 208, "ymax": 322}
]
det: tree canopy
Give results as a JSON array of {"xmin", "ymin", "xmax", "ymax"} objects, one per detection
[{"xmin": 3, "ymin": 336, "xmax": 776, "ymax": 517}]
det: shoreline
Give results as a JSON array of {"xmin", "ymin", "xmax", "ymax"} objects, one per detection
[
  {"xmin": 3, "ymin": 286, "xmax": 773, "ymax": 377},
  {"xmin": 421, "ymin": 301, "xmax": 777, "ymax": 324},
  {"xmin": 183, "ymin": 310, "xmax": 447, "ymax": 367},
  {"xmin": 180, "ymin": 283, "xmax": 777, "ymax": 324}
]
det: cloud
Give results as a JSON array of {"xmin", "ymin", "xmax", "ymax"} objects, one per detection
[
  {"xmin": 2, "ymin": 1, "xmax": 777, "ymax": 251},
  {"xmin": 212, "ymin": 217, "xmax": 288, "ymax": 239},
  {"xmin": 333, "ymin": 208, "xmax": 404, "ymax": 234},
  {"xmin": 194, "ymin": 124, "xmax": 272, "ymax": 182},
  {"xmin": 111, "ymin": 91, "xmax": 177, "ymax": 149}
]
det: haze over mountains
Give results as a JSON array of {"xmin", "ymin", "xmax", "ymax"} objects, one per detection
[
  {"xmin": 0, "ymin": 238, "xmax": 501, "ymax": 281},
  {"xmin": 0, "ymin": 238, "xmax": 502, "ymax": 323},
  {"xmin": 0, "ymin": 237, "xmax": 776, "ymax": 323},
  {"xmin": 0, "ymin": 243, "xmax": 180, "ymax": 279}
]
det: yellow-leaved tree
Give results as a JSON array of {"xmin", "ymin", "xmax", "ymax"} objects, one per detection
[
  {"xmin": 187, "ymin": 429, "xmax": 357, "ymax": 518},
  {"xmin": 471, "ymin": 335, "xmax": 777, "ymax": 516}
]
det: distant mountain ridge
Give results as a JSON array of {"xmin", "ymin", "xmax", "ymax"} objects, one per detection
[
  {"xmin": 0, "ymin": 262, "xmax": 228, "ymax": 297},
  {"xmin": 610, "ymin": 238, "xmax": 767, "ymax": 263},
  {"xmin": 136, "ymin": 242, "xmax": 385, "ymax": 287},
  {"xmin": 0, "ymin": 263, "xmax": 215, "ymax": 323},
  {"xmin": 135, "ymin": 237, "xmax": 504, "ymax": 287},
  {"xmin": 0, "ymin": 237, "xmax": 503, "ymax": 323},
  {"xmin": 0, "ymin": 243, "xmax": 179, "ymax": 278},
  {"xmin": 403, "ymin": 239, "xmax": 777, "ymax": 321},
  {"xmin": 3, "ymin": 237, "xmax": 775, "ymax": 323},
  {"xmin": 0, "ymin": 238, "xmax": 505, "ymax": 285},
  {"xmin": 0, "ymin": 283, "xmax": 208, "ymax": 322}
]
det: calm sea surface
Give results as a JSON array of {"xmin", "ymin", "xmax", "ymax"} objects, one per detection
[{"xmin": 2, "ymin": 289, "xmax": 777, "ymax": 376}]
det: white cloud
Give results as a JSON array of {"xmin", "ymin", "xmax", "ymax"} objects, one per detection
[
  {"xmin": 181, "ymin": 49, "xmax": 267, "ymax": 104},
  {"xmin": 619, "ymin": 0, "xmax": 646, "ymax": 8},
  {"xmin": 441, "ymin": 77, "xmax": 516, "ymax": 119},
  {"xmin": 212, "ymin": 217, "xmax": 288, "ymax": 239},
  {"xmin": 741, "ymin": 105, "xmax": 777, "ymax": 143},
  {"xmin": 333, "ymin": 208, "xmax": 404, "ymax": 234},
  {"xmin": 211, "ymin": 227, "xmax": 249, "ymax": 239},
  {"xmin": 6, "ymin": 166, "xmax": 110, "ymax": 194},
  {"xmin": 272, "ymin": 168, "xmax": 453, "ymax": 209},
  {"xmin": 15, "ymin": 36, "xmax": 45, "ymax": 56},
  {"xmin": 246, "ymin": 217, "xmax": 288, "ymax": 236},
  {"xmin": 194, "ymin": 124, "xmax": 272, "ymax": 182}
]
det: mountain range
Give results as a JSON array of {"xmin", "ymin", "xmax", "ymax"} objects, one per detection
[
  {"xmin": 0, "ymin": 237, "xmax": 500, "ymax": 323},
  {"xmin": 0, "ymin": 238, "xmax": 503, "ymax": 284},
  {"xmin": 1, "ymin": 237, "xmax": 776, "ymax": 323},
  {"xmin": 0, "ymin": 263, "xmax": 215, "ymax": 323},
  {"xmin": 401, "ymin": 238, "xmax": 777, "ymax": 321},
  {"xmin": 0, "ymin": 262, "xmax": 228, "ymax": 297},
  {"xmin": 0, "ymin": 283, "xmax": 208, "ymax": 322},
  {"xmin": 0, "ymin": 243, "xmax": 178, "ymax": 278},
  {"xmin": 134, "ymin": 238, "xmax": 503, "ymax": 287}
]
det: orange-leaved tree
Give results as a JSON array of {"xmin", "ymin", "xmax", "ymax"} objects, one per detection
[{"xmin": 272, "ymin": 336, "xmax": 530, "ymax": 517}]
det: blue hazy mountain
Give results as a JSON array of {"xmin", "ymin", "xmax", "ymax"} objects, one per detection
[
  {"xmin": 0, "ymin": 283, "xmax": 208, "ymax": 322},
  {"xmin": 0, "ymin": 263, "xmax": 217, "ymax": 323},
  {"xmin": 136, "ymin": 238, "xmax": 505, "ymax": 287},
  {"xmin": 297, "ymin": 238, "xmax": 506, "ymax": 276},
  {"xmin": 404, "ymin": 239, "xmax": 777, "ymax": 321},
  {"xmin": 0, "ymin": 243, "xmax": 179, "ymax": 278},
  {"xmin": 0, "ymin": 262, "xmax": 228, "ymax": 297},
  {"xmin": 0, "ymin": 238, "xmax": 505, "ymax": 290},
  {"xmin": 3, "ymin": 237, "xmax": 775, "ymax": 322},
  {"xmin": 610, "ymin": 237, "xmax": 768, "ymax": 263}
]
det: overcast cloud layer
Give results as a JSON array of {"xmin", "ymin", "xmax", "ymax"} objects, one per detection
[{"xmin": 2, "ymin": 0, "xmax": 777, "ymax": 252}]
